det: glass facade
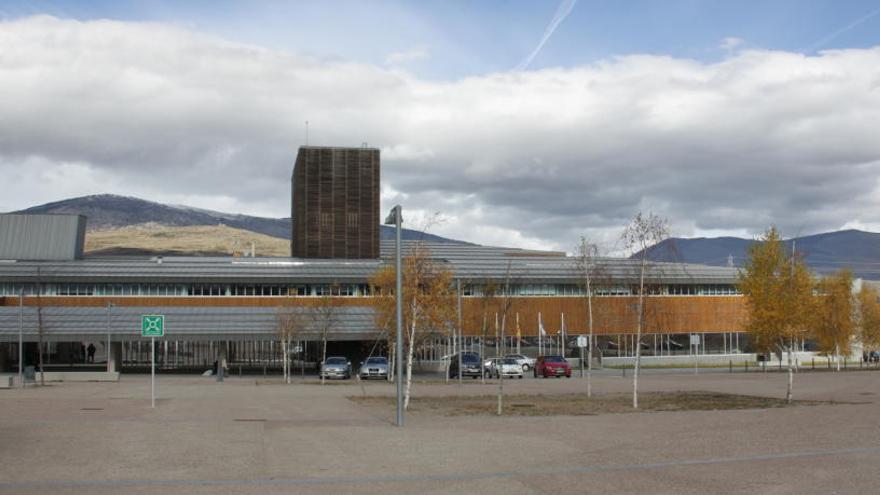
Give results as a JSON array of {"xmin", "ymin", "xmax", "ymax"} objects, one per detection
[{"xmin": 0, "ymin": 282, "xmax": 739, "ymax": 297}]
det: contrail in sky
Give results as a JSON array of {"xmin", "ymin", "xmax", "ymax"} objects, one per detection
[
  {"xmin": 516, "ymin": 0, "xmax": 577, "ymax": 71},
  {"xmin": 802, "ymin": 5, "xmax": 880, "ymax": 53}
]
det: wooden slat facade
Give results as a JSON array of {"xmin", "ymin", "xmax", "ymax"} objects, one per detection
[
  {"xmin": 1, "ymin": 295, "xmax": 746, "ymax": 335},
  {"xmin": 291, "ymin": 147, "xmax": 380, "ymax": 259}
]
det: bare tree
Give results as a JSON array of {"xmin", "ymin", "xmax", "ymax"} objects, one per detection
[
  {"xmin": 313, "ymin": 287, "xmax": 339, "ymax": 385},
  {"xmin": 495, "ymin": 262, "xmax": 516, "ymax": 415},
  {"xmin": 35, "ymin": 267, "xmax": 46, "ymax": 386},
  {"xmin": 275, "ymin": 299, "xmax": 308, "ymax": 383},
  {"xmin": 621, "ymin": 212, "xmax": 669, "ymax": 409},
  {"xmin": 575, "ymin": 237, "xmax": 606, "ymax": 399}
]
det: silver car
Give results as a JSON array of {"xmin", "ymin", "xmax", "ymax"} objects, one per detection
[
  {"xmin": 505, "ymin": 354, "xmax": 536, "ymax": 371},
  {"xmin": 359, "ymin": 356, "xmax": 389, "ymax": 380},
  {"xmin": 486, "ymin": 357, "xmax": 524, "ymax": 379},
  {"xmin": 320, "ymin": 356, "xmax": 351, "ymax": 379}
]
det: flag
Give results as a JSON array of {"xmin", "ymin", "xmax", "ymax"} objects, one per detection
[
  {"xmin": 538, "ymin": 312, "xmax": 546, "ymax": 336},
  {"xmin": 516, "ymin": 313, "xmax": 521, "ymax": 341}
]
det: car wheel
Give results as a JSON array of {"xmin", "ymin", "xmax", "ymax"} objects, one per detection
[
  {"xmin": 522, "ymin": 364, "xmax": 529, "ymax": 372},
  {"xmin": 518, "ymin": 375, "xmax": 523, "ymax": 379}
]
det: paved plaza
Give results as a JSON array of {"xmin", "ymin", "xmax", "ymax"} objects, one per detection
[{"xmin": 1, "ymin": 370, "xmax": 879, "ymax": 494}]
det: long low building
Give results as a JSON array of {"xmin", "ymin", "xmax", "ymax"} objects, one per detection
[{"xmin": 0, "ymin": 237, "xmax": 747, "ymax": 372}]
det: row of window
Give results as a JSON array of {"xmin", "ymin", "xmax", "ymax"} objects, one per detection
[{"xmin": 0, "ymin": 282, "xmax": 741, "ymax": 297}]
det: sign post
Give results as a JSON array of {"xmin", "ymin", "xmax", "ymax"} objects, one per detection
[{"xmin": 141, "ymin": 315, "xmax": 165, "ymax": 408}]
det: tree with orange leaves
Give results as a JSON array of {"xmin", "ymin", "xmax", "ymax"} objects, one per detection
[
  {"xmin": 738, "ymin": 226, "xmax": 814, "ymax": 403},
  {"xmin": 370, "ymin": 242, "xmax": 456, "ymax": 410}
]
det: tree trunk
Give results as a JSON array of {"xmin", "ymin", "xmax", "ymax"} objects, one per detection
[
  {"xmin": 37, "ymin": 305, "xmax": 45, "ymax": 386},
  {"xmin": 404, "ymin": 318, "xmax": 417, "ymax": 410},
  {"xmin": 633, "ymin": 258, "xmax": 646, "ymax": 409},
  {"xmin": 587, "ymin": 278, "xmax": 593, "ymax": 400},
  {"xmin": 321, "ymin": 333, "xmax": 327, "ymax": 385},
  {"xmin": 836, "ymin": 343, "xmax": 840, "ymax": 372},
  {"xmin": 388, "ymin": 341, "xmax": 395, "ymax": 383},
  {"xmin": 786, "ymin": 344, "xmax": 793, "ymax": 404}
]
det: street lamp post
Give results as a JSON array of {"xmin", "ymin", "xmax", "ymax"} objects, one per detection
[{"xmin": 384, "ymin": 205, "xmax": 404, "ymax": 427}]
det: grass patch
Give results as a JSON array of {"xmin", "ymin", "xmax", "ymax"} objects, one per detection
[{"xmin": 350, "ymin": 391, "xmax": 824, "ymax": 416}]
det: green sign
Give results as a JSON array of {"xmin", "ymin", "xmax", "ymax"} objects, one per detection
[{"xmin": 141, "ymin": 315, "xmax": 165, "ymax": 337}]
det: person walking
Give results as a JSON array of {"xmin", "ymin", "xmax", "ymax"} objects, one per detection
[{"xmin": 87, "ymin": 343, "xmax": 96, "ymax": 363}]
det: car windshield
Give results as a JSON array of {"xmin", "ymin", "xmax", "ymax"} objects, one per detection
[
  {"xmin": 461, "ymin": 353, "xmax": 480, "ymax": 363},
  {"xmin": 545, "ymin": 356, "xmax": 566, "ymax": 363},
  {"xmin": 365, "ymin": 357, "xmax": 386, "ymax": 364},
  {"xmin": 502, "ymin": 358, "xmax": 517, "ymax": 365},
  {"xmin": 505, "ymin": 355, "xmax": 524, "ymax": 359},
  {"xmin": 325, "ymin": 357, "xmax": 347, "ymax": 364}
]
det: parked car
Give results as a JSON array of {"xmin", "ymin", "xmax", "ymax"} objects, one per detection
[
  {"xmin": 504, "ymin": 354, "xmax": 536, "ymax": 371},
  {"xmin": 359, "ymin": 356, "xmax": 388, "ymax": 380},
  {"xmin": 448, "ymin": 352, "xmax": 482, "ymax": 379},
  {"xmin": 534, "ymin": 355, "xmax": 572, "ymax": 378},
  {"xmin": 485, "ymin": 357, "xmax": 524, "ymax": 379},
  {"xmin": 320, "ymin": 356, "xmax": 351, "ymax": 379}
]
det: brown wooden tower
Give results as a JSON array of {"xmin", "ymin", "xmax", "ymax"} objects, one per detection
[{"xmin": 291, "ymin": 146, "xmax": 380, "ymax": 259}]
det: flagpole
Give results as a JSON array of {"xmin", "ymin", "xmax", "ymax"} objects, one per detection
[
  {"xmin": 561, "ymin": 313, "xmax": 565, "ymax": 356},
  {"xmin": 516, "ymin": 312, "xmax": 521, "ymax": 355},
  {"xmin": 538, "ymin": 312, "xmax": 543, "ymax": 355}
]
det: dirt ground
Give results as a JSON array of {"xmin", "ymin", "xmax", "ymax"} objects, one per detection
[
  {"xmin": 1, "ymin": 369, "xmax": 879, "ymax": 494},
  {"xmin": 351, "ymin": 390, "xmax": 823, "ymax": 416}
]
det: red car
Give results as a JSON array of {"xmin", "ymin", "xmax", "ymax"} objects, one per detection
[{"xmin": 534, "ymin": 355, "xmax": 572, "ymax": 378}]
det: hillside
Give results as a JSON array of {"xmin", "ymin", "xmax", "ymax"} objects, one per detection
[
  {"xmin": 641, "ymin": 229, "xmax": 880, "ymax": 280},
  {"xmin": 15, "ymin": 194, "xmax": 468, "ymax": 245},
  {"xmin": 85, "ymin": 223, "xmax": 290, "ymax": 257}
]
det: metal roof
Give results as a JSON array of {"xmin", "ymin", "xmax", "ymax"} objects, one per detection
[
  {"xmin": 0, "ymin": 305, "xmax": 379, "ymax": 342},
  {"xmin": 0, "ymin": 241, "xmax": 739, "ymax": 285},
  {"xmin": 0, "ymin": 214, "xmax": 86, "ymax": 261}
]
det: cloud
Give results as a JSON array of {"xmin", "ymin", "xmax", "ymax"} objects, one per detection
[
  {"xmin": 2, "ymin": 16, "xmax": 880, "ymax": 250},
  {"xmin": 719, "ymin": 37, "xmax": 744, "ymax": 50},
  {"xmin": 385, "ymin": 47, "xmax": 430, "ymax": 65}
]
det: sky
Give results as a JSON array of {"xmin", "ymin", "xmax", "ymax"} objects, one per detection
[{"xmin": 1, "ymin": 0, "xmax": 879, "ymax": 253}]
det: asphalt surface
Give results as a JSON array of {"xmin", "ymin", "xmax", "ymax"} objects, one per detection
[{"xmin": 1, "ymin": 369, "xmax": 879, "ymax": 494}]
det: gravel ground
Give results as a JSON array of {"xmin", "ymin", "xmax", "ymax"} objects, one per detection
[{"xmin": 0, "ymin": 370, "xmax": 878, "ymax": 494}]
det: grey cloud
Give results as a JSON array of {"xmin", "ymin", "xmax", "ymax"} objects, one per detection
[{"xmin": 1, "ymin": 16, "xmax": 880, "ymax": 249}]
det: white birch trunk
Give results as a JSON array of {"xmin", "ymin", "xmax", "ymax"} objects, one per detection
[
  {"xmin": 587, "ymin": 277, "xmax": 593, "ymax": 399},
  {"xmin": 786, "ymin": 345, "xmax": 793, "ymax": 404},
  {"xmin": 404, "ymin": 317, "xmax": 417, "ymax": 410},
  {"xmin": 836, "ymin": 343, "xmax": 841, "ymax": 372},
  {"xmin": 633, "ymin": 257, "xmax": 645, "ymax": 409}
]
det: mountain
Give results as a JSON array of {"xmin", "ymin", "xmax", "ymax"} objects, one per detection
[
  {"xmin": 640, "ymin": 230, "xmax": 880, "ymax": 280},
  {"xmin": 85, "ymin": 223, "xmax": 290, "ymax": 257},
  {"xmin": 13, "ymin": 194, "xmax": 469, "ymax": 245}
]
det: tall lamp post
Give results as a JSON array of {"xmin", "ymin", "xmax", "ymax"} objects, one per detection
[{"xmin": 384, "ymin": 205, "xmax": 404, "ymax": 427}]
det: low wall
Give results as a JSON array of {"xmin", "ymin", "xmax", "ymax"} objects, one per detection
[
  {"xmin": 603, "ymin": 354, "xmax": 755, "ymax": 367},
  {"xmin": 0, "ymin": 375, "xmax": 13, "ymax": 388},
  {"xmin": 26, "ymin": 371, "xmax": 120, "ymax": 382}
]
